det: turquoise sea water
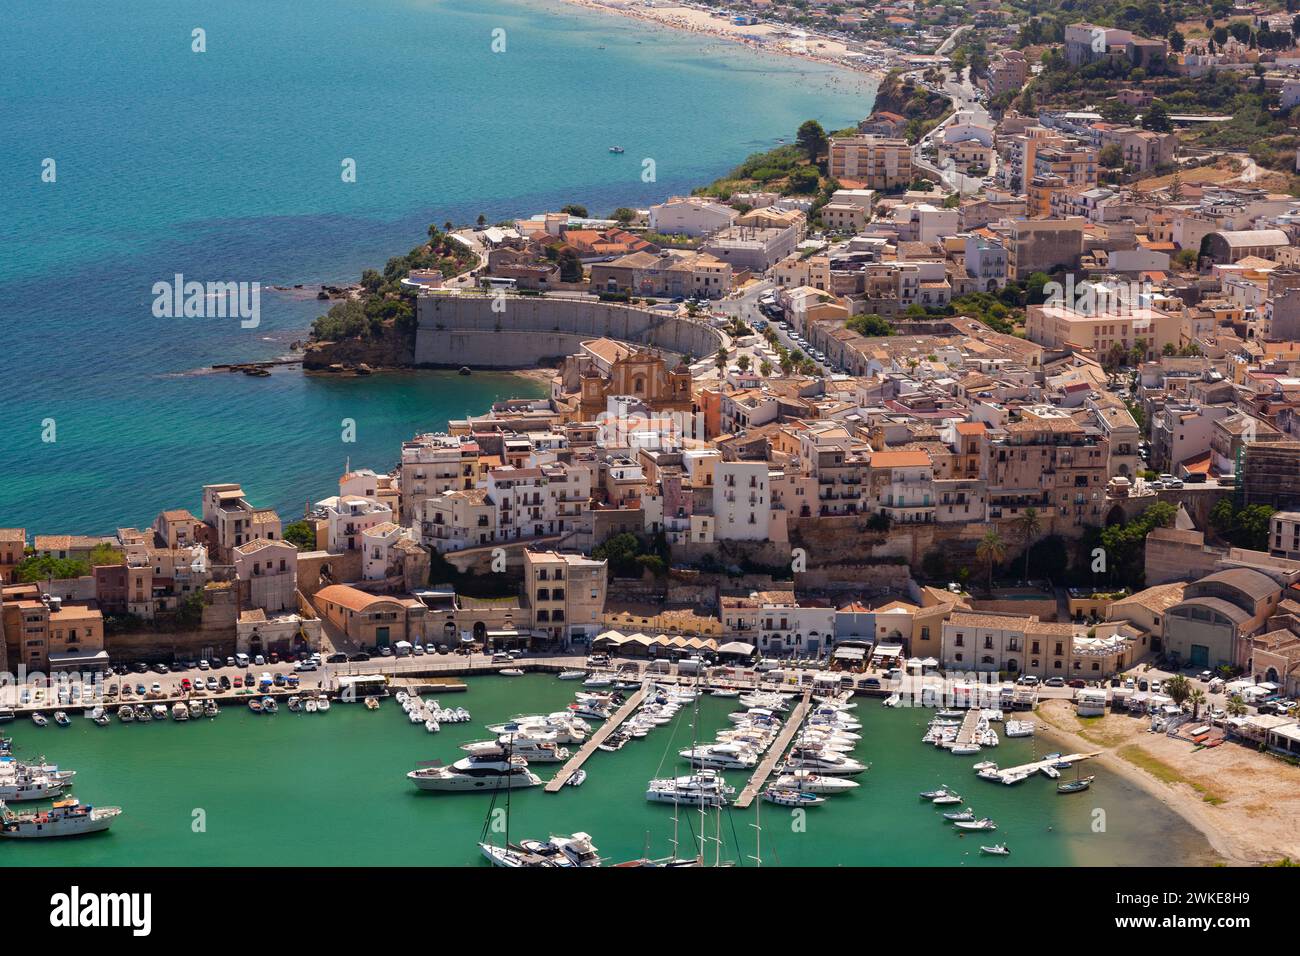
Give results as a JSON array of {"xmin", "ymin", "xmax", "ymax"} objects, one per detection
[
  {"xmin": 1, "ymin": 676, "xmax": 1211, "ymax": 866},
  {"xmin": 1, "ymin": 0, "xmax": 877, "ymax": 533}
]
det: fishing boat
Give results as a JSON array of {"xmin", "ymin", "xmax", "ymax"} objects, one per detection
[
  {"xmin": 0, "ymin": 798, "xmax": 121, "ymax": 838},
  {"xmin": 980, "ymin": 843, "xmax": 1011, "ymax": 856},
  {"xmin": 31, "ymin": 712, "xmax": 47, "ymax": 727},
  {"xmin": 286, "ymin": 696, "xmax": 302, "ymax": 712},
  {"xmin": 772, "ymin": 771, "xmax": 859, "ymax": 793},
  {"xmin": 364, "ymin": 696, "xmax": 380, "ymax": 710},
  {"xmin": 565, "ymin": 769, "xmax": 586, "ymax": 787},
  {"xmin": 187, "ymin": 700, "xmax": 203, "ymax": 719},
  {"xmin": 53, "ymin": 711, "xmax": 71, "ymax": 727},
  {"xmin": 316, "ymin": 695, "xmax": 331, "ymax": 712},
  {"xmin": 149, "ymin": 704, "xmax": 167, "ymax": 721},
  {"xmin": 556, "ymin": 670, "xmax": 587, "ymax": 681},
  {"xmin": 117, "ymin": 705, "xmax": 135, "ymax": 723},
  {"xmin": 247, "ymin": 698, "xmax": 264, "ymax": 714},
  {"xmin": 0, "ymin": 774, "xmax": 67, "ymax": 802},
  {"xmin": 133, "ymin": 705, "xmax": 149, "ymax": 721},
  {"xmin": 91, "ymin": 709, "xmax": 110, "ymax": 727},
  {"xmin": 942, "ymin": 808, "xmax": 975, "ymax": 822},
  {"xmin": 171, "ymin": 702, "xmax": 189, "ymax": 721},
  {"xmin": 763, "ymin": 788, "xmax": 825, "ymax": 807},
  {"xmin": 203, "ymin": 700, "xmax": 219, "ymax": 718},
  {"xmin": 1058, "ymin": 774, "xmax": 1095, "ymax": 794},
  {"xmin": 262, "ymin": 697, "xmax": 278, "ymax": 714},
  {"xmin": 953, "ymin": 817, "xmax": 997, "ymax": 831}
]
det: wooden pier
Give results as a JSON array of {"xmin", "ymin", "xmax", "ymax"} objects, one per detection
[
  {"xmin": 985, "ymin": 752, "xmax": 1101, "ymax": 784},
  {"xmin": 544, "ymin": 686, "xmax": 648, "ymax": 792},
  {"xmin": 734, "ymin": 690, "xmax": 813, "ymax": 809},
  {"xmin": 952, "ymin": 709, "xmax": 982, "ymax": 748}
]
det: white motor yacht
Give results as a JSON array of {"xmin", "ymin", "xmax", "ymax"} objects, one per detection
[
  {"xmin": 783, "ymin": 747, "xmax": 867, "ymax": 775},
  {"xmin": 645, "ymin": 770, "xmax": 735, "ymax": 806},
  {"xmin": 407, "ymin": 749, "xmax": 542, "ymax": 792},
  {"xmin": 516, "ymin": 832, "xmax": 601, "ymax": 867},
  {"xmin": 772, "ymin": 771, "xmax": 860, "ymax": 793},
  {"xmin": 679, "ymin": 743, "xmax": 757, "ymax": 770}
]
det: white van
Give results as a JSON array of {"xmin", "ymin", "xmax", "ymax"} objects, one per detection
[{"xmin": 235, "ymin": 653, "xmax": 250, "ymax": 668}]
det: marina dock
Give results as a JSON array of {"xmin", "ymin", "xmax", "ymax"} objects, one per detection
[
  {"xmin": 987, "ymin": 752, "xmax": 1101, "ymax": 784},
  {"xmin": 952, "ymin": 709, "xmax": 982, "ymax": 748},
  {"xmin": 544, "ymin": 686, "xmax": 649, "ymax": 791},
  {"xmin": 734, "ymin": 689, "xmax": 812, "ymax": 809}
]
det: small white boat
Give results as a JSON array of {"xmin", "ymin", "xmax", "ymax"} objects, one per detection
[
  {"xmin": 186, "ymin": 700, "xmax": 203, "ymax": 719},
  {"xmin": 710, "ymin": 688, "xmax": 740, "ymax": 698},
  {"xmin": 1005, "ymin": 720, "xmax": 1034, "ymax": 737},
  {"xmin": 53, "ymin": 711, "xmax": 71, "ymax": 727},
  {"xmin": 364, "ymin": 697, "xmax": 379, "ymax": 710},
  {"xmin": 1039, "ymin": 764, "xmax": 1061, "ymax": 780},
  {"xmin": 150, "ymin": 705, "xmax": 168, "ymax": 721},
  {"xmin": 117, "ymin": 706, "xmax": 135, "ymax": 723},
  {"xmin": 950, "ymin": 744, "xmax": 981, "ymax": 756},
  {"xmin": 954, "ymin": 817, "xmax": 997, "ymax": 831},
  {"xmin": 932, "ymin": 792, "xmax": 963, "ymax": 805},
  {"xmin": 31, "ymin": 712, "xmax": 48, "ymax": 727},
  {"xmin": 395, "ymin": 690, "xmax": 410, "ymax": 705},
  {"xmin": 919, "ymin": 786, "xmax": 951, "ymax": 800},
  {"xmin": 304, "ymin": 697, "xmax": 318, "ymax": 713},
  {"xmin": 582, "ymin": 674, "xmax": 613, "ymax": 687},
  {"xmin": 565, "ymin": 769, "xmax": 587, "ymax": 787},
  {"xmin": 556, "ymin": 670, "xmax": 587, "ymax": 681},
  {"xmin": 942, "ymin": 808, "xmax": 975, "ymax": 822},
  {"xmin": 972, "ymin": 761, "xmax": 998, "ymax": 772},
  {"xmin": 425, "ymin": 719, "xmax": 441, "ymax": 734},
  {"xmin": 763, "ymin": 788, "xmax": 825, "ymax": 807},
  {"xmin": 499, "ymin": 668, "xmax": 525, "ymax": 677},
  {"xmin": 883, "ymin": 693, "xmax": 902, "ymax": 707},
  {"xmin": 286, "ymin": 696, "xmax": 302, "ymax": 713},
  {"xmin": 316, "ymin": 695, "xmax": 330, "ymax": 712},
  {"xmin": 171, "ymin": 703, "xmax": 189, "ymax": 721},
  {"xmin": 608, "ymin": 145, "xmax": 625, "ymax": 153},
  {"xmin": 980, "ymin": 843, "xmax": 1011, "ymax": 856},
  {"xmin": 261, "ymin": 697, "xmax": 278, "ymax": 714}
]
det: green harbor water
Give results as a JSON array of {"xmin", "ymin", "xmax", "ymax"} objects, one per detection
[{"xmin": 2, "ymin": 676, "xmax": 1212, "ymax": 866}]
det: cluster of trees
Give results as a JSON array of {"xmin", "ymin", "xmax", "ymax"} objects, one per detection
[
  {"xmin": 593, "ymin": 532, "xmax": 670, "ymax": 579},
  {"xmin": 1209, "ymin": 499, "xmax": 1275, "ymax": 552},
  {"xmin": 14, "ymin": 543, "xmax": 124, "ymax": 582},
  {"xmin": 1081, "ymin": 500, "xmax": 1178, "ymax": 589},
  {"xmin": 846, "ymin": 313, "xmax": 895, "ymax": 337},
  {"xmin": 311, "ymin": 225, "xmax": 477, "ymax": 342}
]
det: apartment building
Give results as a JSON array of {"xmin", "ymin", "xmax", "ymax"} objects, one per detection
[
  {"xmin": 868, "ymin": 450, "xmax": 936, "ymax": 524},
  {"xmin": 647, "ymin": 197, "xmax": 739, "ymax": 237},
  {"xmin": 523, "ymin": 549, "xmax": 608, "ymax": 646},
  {"xmin": 713, "ymin": 461, "xmax": 770, "ymax": 541},
  {"xmin": 233, "ymin": 537, "xmax": 298, "ymax": 613},
  {"xmin": 200, "ymin": 484, "xmax": 282, "ymax": 562},
  {"xmin": 828, "ymin": 135, "xmax": 914, "ymax": 190},
  {"xmin": 399, "ymin": 433, "xmax": 482, "ymax": 524},
  {"xmin": 313, "ymin": 495, "xmax": 395, "ymax": 553},
  {"xmin": 987, "ymin": 408, "xmax": 1109, "ymax": 526}
]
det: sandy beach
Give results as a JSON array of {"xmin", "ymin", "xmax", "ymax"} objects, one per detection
[
  {"xmin": 1035, "ymin": 698, "xmax": 1300, "ymax": 865},
  {"xmin": 546, "ymin": 0, "xmax": 888, "ymax": 77}
]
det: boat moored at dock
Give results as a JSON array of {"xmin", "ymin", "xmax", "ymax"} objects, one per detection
[{"xmin": 0, "ymin": 798, "xmax": 121, "ymax": 838}]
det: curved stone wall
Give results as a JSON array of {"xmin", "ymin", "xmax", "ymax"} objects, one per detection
[{"xmin": 414, "ymin": 293, "xmax": 725, "ymax": 368}]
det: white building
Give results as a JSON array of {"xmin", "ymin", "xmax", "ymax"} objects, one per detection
[
  {"xmin": 713, "ymin": 461, "xmax": 771, "ymax": 541},
  {"xmin": 314, "ymin": 495, "xmax": 394, "ymax": 553},
  {"xmin": 648, "ymin": 197, "xmax": 739, "ymax": 237}
]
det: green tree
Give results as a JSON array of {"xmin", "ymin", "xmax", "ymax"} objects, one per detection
[
  {"xmin": 88, "ymin": 543, "xmax": 124, "ymax": 567},
  {"xmin": 795, "ymin": 119, "xmax": 828, "ymax": 162},
  {"xmin": 611, "ymin": 207, "xmax": 637, "ymax": 224},
  {"xmin": 847, "ymin": 313, "xmax": 895, "ymax": 336},
  {"xmin": 283, "ymin": 521, "xmax": 316, "ymax": 551},
  {"xmin": 1164, "ymin": 673, "xmax": 1191, "ymax": 706},
  {"xmin": 976, "ymin": 529, "xmax": 1006, "ymax": 594},
  {"xmin": 1188, "ymin": 688, "xmax": 1207, "ymax": 719},
  {"xmin": 15, "ymin": 555, "xmax": 90, "ymax": 583},
  {"xmin": 557, "ymin": 247, "xmax": 584, "ymax": 283},
  {"xmin": 560, "ymin": 204, "xmax": 588, "ymax": 218},
  {"xmin": 1015, "ymin": 507, "xmax": 1042, "ymax": 582},
  {"xmin": 1143, "ymin": 102, "xmax": 1172, "ymax": 133}
]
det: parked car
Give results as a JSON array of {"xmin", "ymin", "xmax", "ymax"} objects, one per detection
[
  {"xmin": 1067, "ymin": 679, "xmax": 1086, "ymax": 688},
  {"xmin": 348, "ymin": 653, "xmax": 370, "ymax": 663},
  {"xmin": 1045, "ymin": 677, "xmax": 1066, "ymax": 687},
  {"xmin": 1016, "ymin": 675, "xmax": 1040, "ymax": 685},
  {"xmin": 326, "ymin": 653, "xmax": 349, "ymax": 664},
  {"xmin": 294, "ymin": 660, "xmax": 318, "ymax": 672},
  {"xmin": 436, "ymin": 644, "xmax": 449, "ymax": 655},
  {"xmin": 180, "ymin": 679, "xmax": 192, "ymax": 692},
  {"xmin": 197, "ymin": 659, "xmax": 210, "ymax": 671},
  {"xmin": 1198, "ymin": 670, "xmax": 1213, "ymax": 682}
]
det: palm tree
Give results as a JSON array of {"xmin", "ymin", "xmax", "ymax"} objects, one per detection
[
  {"xmin": 976, "ymin": 529, "xmax": 1006, "ymax": 595},
  {"xmin": 1188, "ymin": 688, "xmax": 1206, "ymax": 720},
  {"xmin": 1014, "ymin": 508, "xmax": 1042, "ymax": 583},
  {"xmin": 1164, "ymin": 673, "xmax": 1190, "ymax": 707},
  {"xmin": 1226, "ymin": 694, "xmax": 1247, "ymax": 718}
]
